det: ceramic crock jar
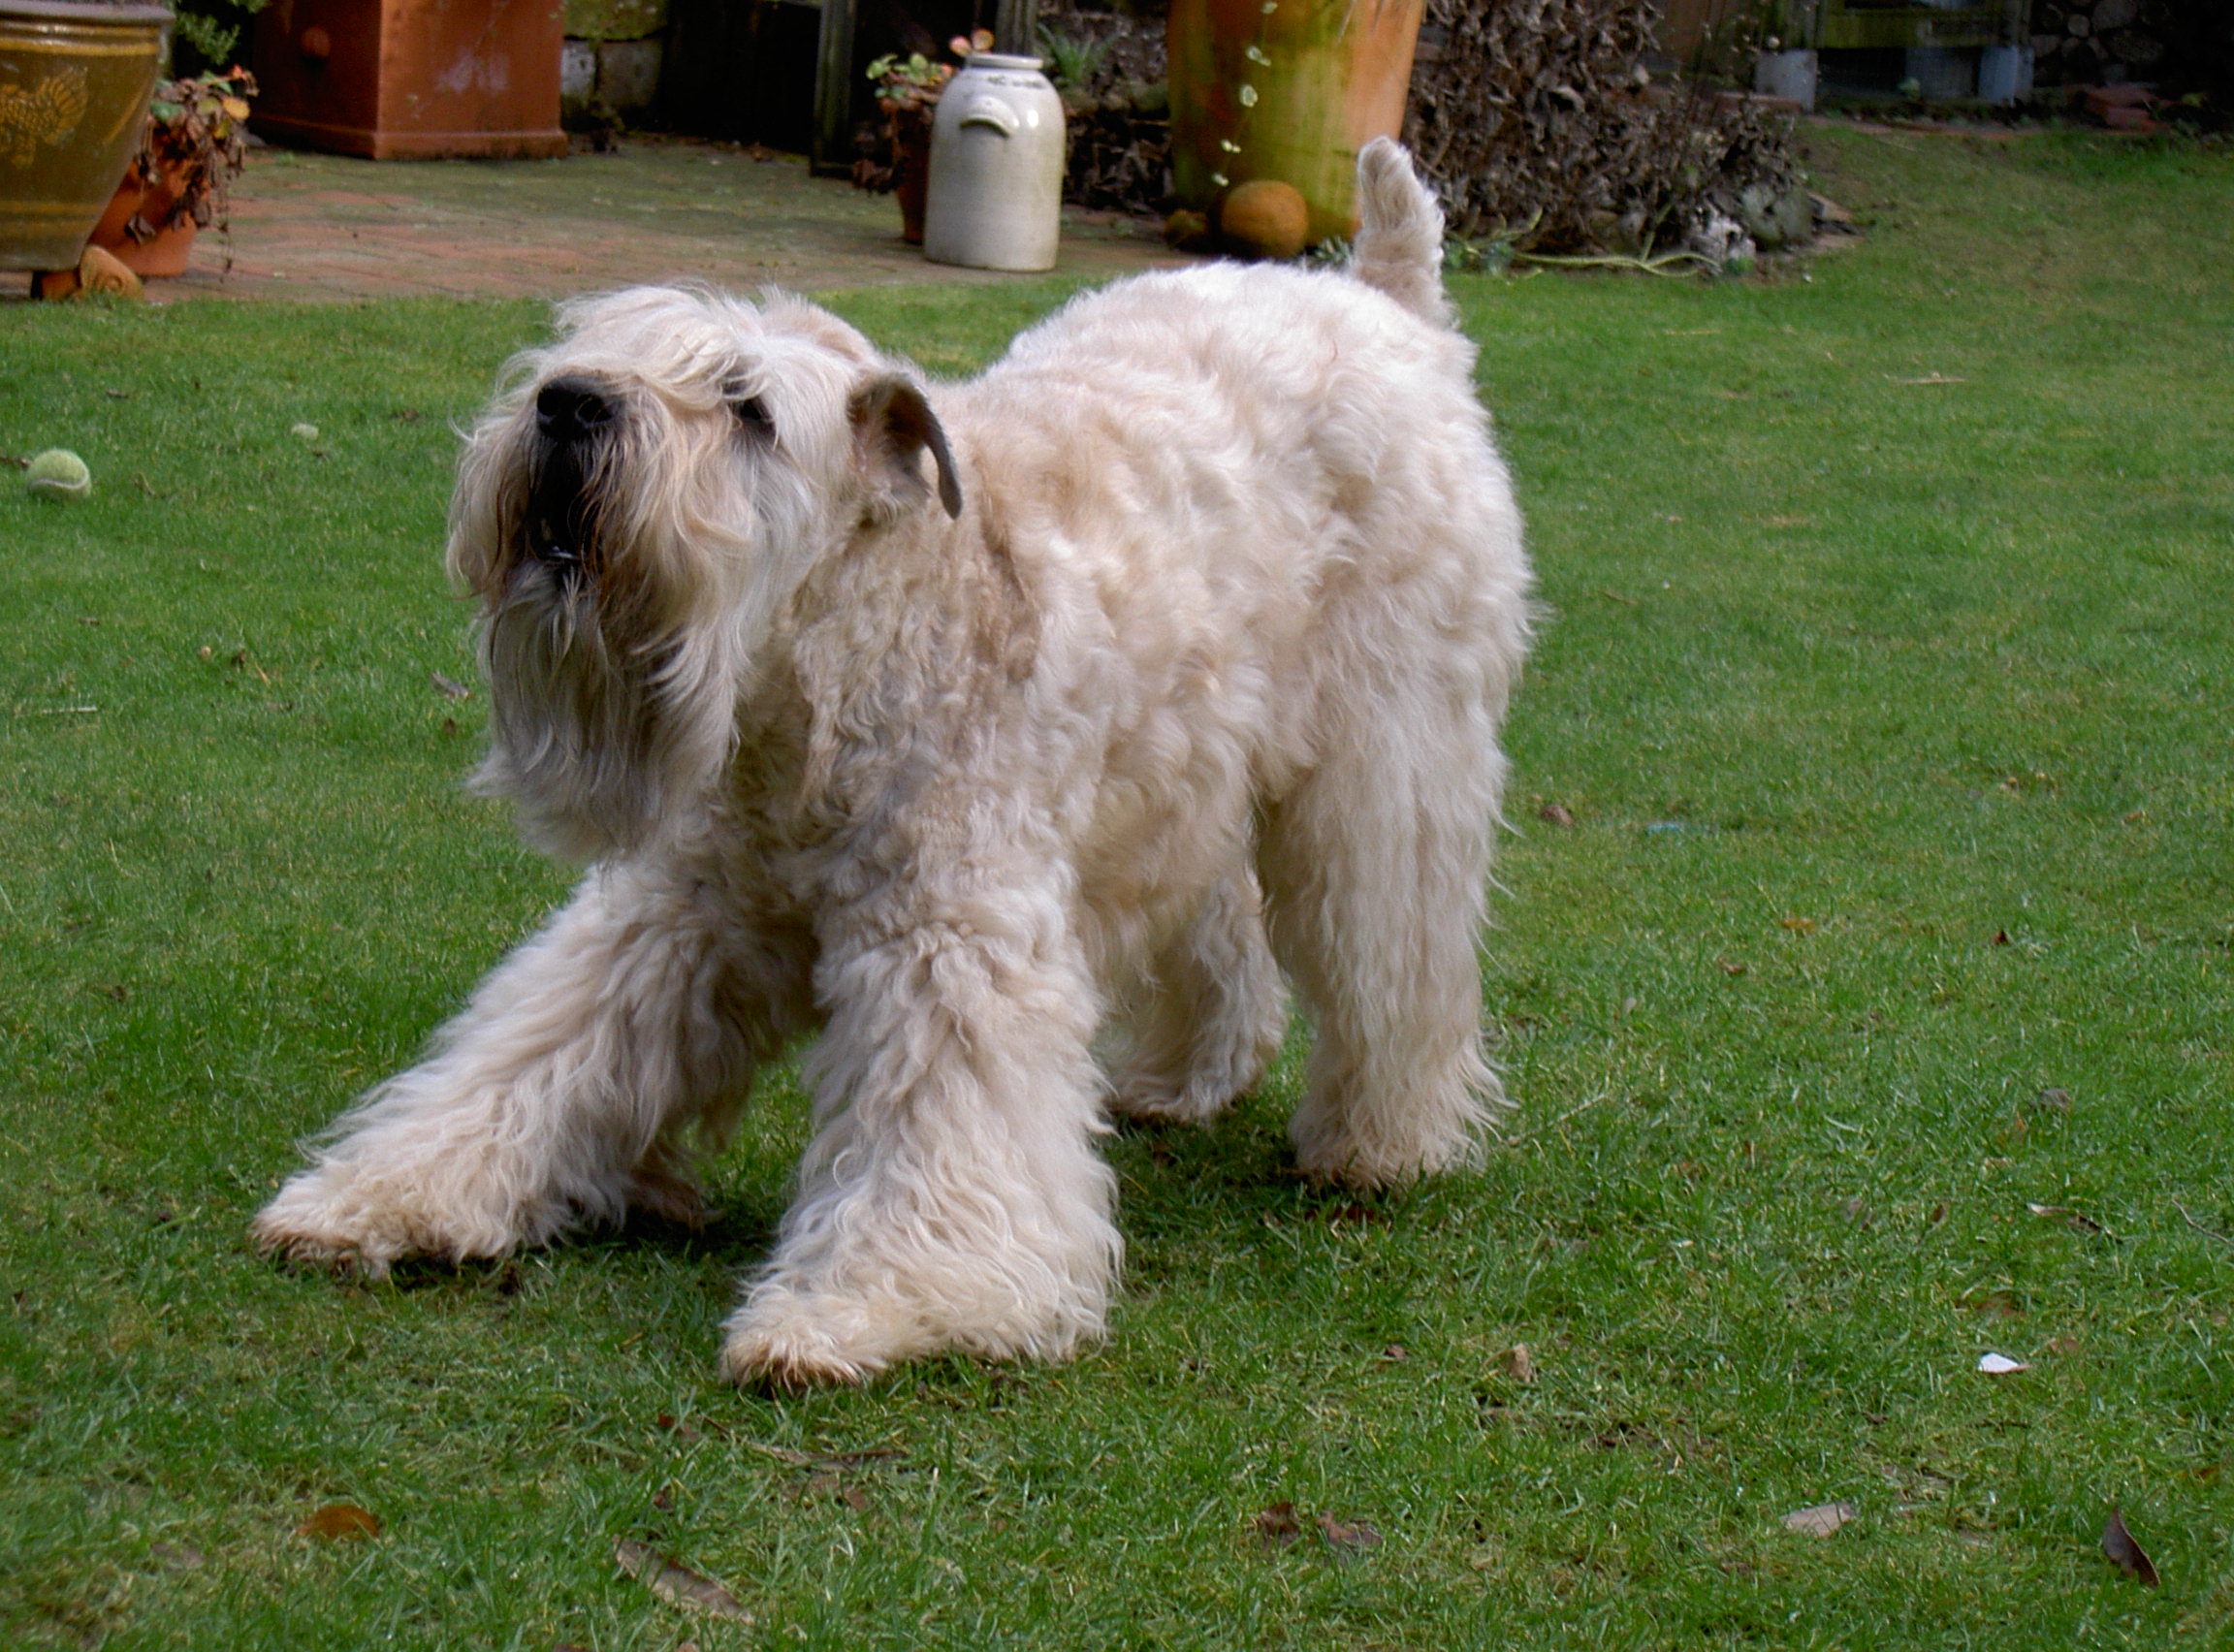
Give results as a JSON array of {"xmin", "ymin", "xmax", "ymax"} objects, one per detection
[
  {"xmin": 0, "ymin": 0, "xmax": 169, "ymax": 270},
  {"xmin": 922, "ymin": 52, "xmax": 1065, "ymax": 273}
]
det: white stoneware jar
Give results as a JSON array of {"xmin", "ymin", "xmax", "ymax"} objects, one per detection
[{"xmin": 923, "ymin": 53, "xmax": 1066, "ymax": 272}]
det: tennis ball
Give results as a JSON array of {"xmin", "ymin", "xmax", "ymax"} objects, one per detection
[{"xmin": 25, "ymin": 448, "xmax": 91, "ymax": 501}]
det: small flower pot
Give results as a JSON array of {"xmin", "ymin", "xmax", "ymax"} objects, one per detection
[{"xmin": 86, "ymin": 163, "xmax": 198, "ymax": 277}]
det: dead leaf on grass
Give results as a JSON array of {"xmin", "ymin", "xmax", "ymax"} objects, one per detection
[
  {"xmin": 1718, "ymin": 961, "xmax": 1747, "ymax": 976},
  {"xmin": 614, "ymin": 1537, "xmax": 754, "ymax": 1622},
  {"xmin": 2031, "ymin": 1087, "xmax": 2072, "ymax": 1113},
  {"xmin": 431, "ymin": 670, "xmax": 471, "ymax": 700},
  {"xmin": 1253, "ymin": 1502, "xmax": 1302, "ymax": 1546},
  {"xmin": 1781, "ymin": 1501, "xmax": 1857, "ymax": 1538},
  {"xmin": 1504, "ymin": 1344, "xmax": 1536, "ymax": 1383},
  {"xmin": 1539, "ymin": 803, "xmax": 1575, "ymax": 827},
  {"xmin": 1317, "ymin": 1511, "xmax": 1383, "ymax": 1553},
  {"xmin": 2027, "ymin": 1202, "xmax": 2105, "ymax": 1234},
  {"xmin": 2101, "ymin": 1507, "xmax": 2159, "ymax": 1586},
  {"xmin": 296, "ymin": 1502, "xmax": 379, "ymax": 1541},
  {"xmin": 1991, "ymin": 929, "xmax": 2011, "ymax": 945},
  {"xmin": 1779, "ymin": 915, "xmax": 1817, "ymax": 934},
  {"xmin": 1976, "ymin": 1351, "xmax": 2029, "ymax": 1375}
]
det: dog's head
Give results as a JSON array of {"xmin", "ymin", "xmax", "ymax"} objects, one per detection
[{"xmin": 447, "ymin": 285, "xmax": 963, "ymax": 861}]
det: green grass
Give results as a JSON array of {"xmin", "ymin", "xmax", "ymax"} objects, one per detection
[{"xmin": 3, "ymin": 124, "xmax": 2231, "ymax": 1647}]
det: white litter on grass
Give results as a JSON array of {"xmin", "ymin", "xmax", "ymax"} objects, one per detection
[
  {"xmin": 1977, "ymin": 1352, "xmax": 2029, "ymax": 1375},
  {"xmin": 1782, "ymin": 1501, "xmax": 1858, "ymax": 1538}
]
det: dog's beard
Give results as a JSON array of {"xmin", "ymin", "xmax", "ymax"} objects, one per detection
[{"xmin": 470, "ymin": 429, "xmax": 727, "ymax": 863}]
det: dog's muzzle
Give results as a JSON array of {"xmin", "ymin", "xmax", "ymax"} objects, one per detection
[{"xmin": 526, "ymin": 376, "xmax": 613, "ymax": 582}]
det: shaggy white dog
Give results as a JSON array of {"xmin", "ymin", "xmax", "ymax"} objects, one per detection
[{"xmin": 253, "ymin": 141, "xmax": 1532, "ymax": 1386}]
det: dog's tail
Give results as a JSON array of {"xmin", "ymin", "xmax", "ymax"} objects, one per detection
[{"xmin": 1348, "ymin": 138, "xmax": 1451, "ymax": 328}]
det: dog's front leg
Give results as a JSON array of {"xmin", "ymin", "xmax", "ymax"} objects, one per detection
[
  {"xmin": 253, "ymin": 848, "xmax": 805, "ymax": 1274},
  {"xmin": 720, "ymin": 875, "xmax": 1120, "ymax": 1386}
]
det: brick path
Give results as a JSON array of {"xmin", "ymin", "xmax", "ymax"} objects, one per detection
[{"xmin": 13, "ymin": 134, "xmax": 1188, "ymax": 303}]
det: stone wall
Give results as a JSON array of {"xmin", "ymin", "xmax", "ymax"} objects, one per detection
[{"xmin": 563, "ymin": 0, "xmax": 670, "ymax": 122}]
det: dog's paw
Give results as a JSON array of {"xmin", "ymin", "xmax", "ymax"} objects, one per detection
[
  {"xmin": 718, "ymin": 1315, "xmax": 882, "ymax": 1390},
  {"xmin": 1103, "ymin": 1070, "xmax": 1235, "ymax": 1128},
  {"xmin": 249, "ymin": 1168, "xmax": 478, "ymax": 1278}
]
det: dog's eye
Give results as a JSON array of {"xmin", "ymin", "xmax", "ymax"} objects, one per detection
[{"xmin": 732, "ymin": 395, "xmax": 773, "ymax": 443}]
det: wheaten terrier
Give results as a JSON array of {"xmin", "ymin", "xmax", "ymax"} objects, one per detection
[{"xmin": 253, "ymin": 141, "xmax": 1532, "ymax": 1386}]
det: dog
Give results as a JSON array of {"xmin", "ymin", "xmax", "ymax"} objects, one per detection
[{"xmin": 252, "ymin": 140, "xmax": 1532, "ymax": 1387}]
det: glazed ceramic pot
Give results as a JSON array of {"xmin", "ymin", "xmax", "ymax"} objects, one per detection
[
  {"xmin": 1166, "ymin": 0, "xmax": 1424, "ymax": 246},
  {"xmin": 0, "ymin": 0, "xmax": 168, "ymax": 270},
  {"xmin": 922, "ymin": 52, "xmax": 1065, "ymax": 273}
]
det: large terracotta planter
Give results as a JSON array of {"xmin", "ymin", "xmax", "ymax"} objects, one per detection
[
  {"xmin": 0, "ymin": 0, "xmax": 168, "ymax": 270},
  {"xmin": 251, "ymin": 0, "xmax": 567, "ymax": 159},
  {"xmin": 1166, "ymin": 0, "xmax": 1423, "ymax": 247}
]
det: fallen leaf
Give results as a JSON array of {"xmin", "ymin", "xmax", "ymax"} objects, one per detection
[
  {"xmin": 1379, "ymin": 1344, "xmax": 1407, "ymax": 1362},
  {"xmin": 2101, "ymin": 1507, "xmax": 2159, "ymax": 1586},
  {"xmin": 1976, "ymin": 1352, "xmax": 2028, "ymax": 1375},
  {"xmin": 296, "ymin": 1502, "xmax": 379, "ymax": 1541},
  {"xmin": 613, "ymin": 1538, "xmax": 754, "ymax": 1622},
  {"xmin": 2032, "ymin": 1087, "xmax": 2072, "ymax": 1113},
  {"xmin": 1719, "ymin": 961, "xmax": 1747, "ymax": 976},
  {"xmin": 1992, "ymin": 929, "xmax": 2011, "ymax": 946},
  {"xmin": 2027, "ymin": 1202, "xmax": 2104, "ymax": 1234},
  {"xmin": 431, "ymin": 670, "xmax": 471, "ymax": 700},
  {"xmin": 1779, "ymin": 915, "xmax": 1817, "ymax": 934},
  {"xmin": 1781, "ymin": 1501, "xmax": 1857, "ymax": 1538},
  {"xmin": 1253, "ymin": 1501, "xmax": 1302, "ymax": 1545},
  {"xmin": 1505, "ymin": 1344, "xmax": 1536, "ymax": 1383},
  {"xmin": 1317, "ymin": 1511, "xmax": 1383, "ymax": 1553},
  {"xmin": 2045, "ymin": 1333, "xmax": 2082, "ymax": 1356},
  {"xmin": 1539, "ymin": 803, "xmax": 1575, "ymax": 827}
]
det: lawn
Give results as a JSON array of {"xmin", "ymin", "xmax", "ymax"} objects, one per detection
[{"xmin": 2, "ymin": 124, "xmax": 2230, "ymax": 1648}]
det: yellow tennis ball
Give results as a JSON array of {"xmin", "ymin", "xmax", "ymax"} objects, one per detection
[{"xmin": 25, "ymin": 448, "xmax": 91, "ymax": 501}]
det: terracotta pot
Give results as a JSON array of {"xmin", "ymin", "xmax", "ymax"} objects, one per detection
[
  {"xmin": 893, "ymin": 108, "xmax": 932, "ymax": 245},
  {"xmin": 1166, "ymin": 0, "xmax": 1424, "ymax": 247},
  {"xmin": 86, "ymin": 164, "xmax": 197, "ymax": 276},
  {"xmin": 251, "ymin": 0, "xmax": 566, "ymax": 159},
  {"xmin": 0, "ymin": 0, "xmax": 169, "ymax": 271}
]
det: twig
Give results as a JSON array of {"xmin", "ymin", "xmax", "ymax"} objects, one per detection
[
  {"xmin": 2173, "ymin": 1199, "xmax": 2234, "ymax": 1247},
  {"xmin": 1493, "ymin": 1087, "xmax": 1613, "ymax": 1149},
  {"xmin": 1511, "ymin": 249, "xmax": 1709, "ymax": 277},
  {"xmin": 737, "ymin": 1439, "xmax": 906, "ymax": 1470}
]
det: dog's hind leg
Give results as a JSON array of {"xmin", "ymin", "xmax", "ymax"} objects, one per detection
[
  {"xmin": 1258, "ymin": 684, "xmax": 1511, "ymax": 1189},
  {"xmin": 1104, "ymin": 866, "xmax": 1289, "ymax": 1126},
  {"xmin": 252, "ymin": 842, "xmax": 810, "ymax": 1274},
  {"xmin": 719, "ymin": 865, "xmax": 1120, "ymax": 1386}
]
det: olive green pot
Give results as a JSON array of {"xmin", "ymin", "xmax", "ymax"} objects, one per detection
[{"xmin": 0, "ymin": 0, "xmax": 169, "ymax": 271}]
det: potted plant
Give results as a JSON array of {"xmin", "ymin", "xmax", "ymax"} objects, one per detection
[
  {"xmin": 86, "ymin": 67, "xmax": 258, "ymax": 277},
  {"xmin": 856, "ymin": 29, "xmax": 993, "ymax": 245},
  {"xmin": 0, "ymin": 0, "xmax": 171, "ymax": 275}
]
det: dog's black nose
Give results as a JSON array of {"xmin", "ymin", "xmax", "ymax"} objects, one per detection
[{"xmin": 536, "ymin": 378, "xmax": 613, "ymax": 442}]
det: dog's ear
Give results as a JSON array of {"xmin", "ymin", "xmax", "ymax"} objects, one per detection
[{"xmin": 849, "ymin": 372, "xmax": 964, "ymax": 522}]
